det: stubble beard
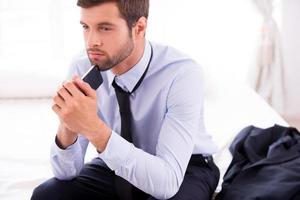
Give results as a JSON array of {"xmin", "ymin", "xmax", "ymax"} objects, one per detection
[{"xmin": 89, "ymin": 38, "xmax": 134, "ymax": 72}]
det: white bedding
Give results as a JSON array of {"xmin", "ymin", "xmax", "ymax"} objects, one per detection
[{"xmin": 0, "ymin": 83, "xmax": 287, "ymax": 199}]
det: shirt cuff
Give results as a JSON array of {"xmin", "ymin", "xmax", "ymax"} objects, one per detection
[
  {"xmin": 98, "ymin": 131, "xmax": 133, "ymax": 171},
  {"xmin": 51, "ymin": 136, "xmax": 81, "ymax": 158}
]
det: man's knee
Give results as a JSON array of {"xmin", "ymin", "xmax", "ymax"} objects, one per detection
[{"xmin": 31, "ymin": 178, "xmax": 69, "ymax": 200}]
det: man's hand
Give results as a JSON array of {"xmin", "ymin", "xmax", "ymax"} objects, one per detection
[
  {"xmin": 52, "ymin": 77, "xmax": 99, "ymax": 134},
  {"xmin": 52, "ymin": 76, "xmax": 111, "ymax": 152}
]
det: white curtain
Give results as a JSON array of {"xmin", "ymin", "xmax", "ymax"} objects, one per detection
[{"xmin": 250, "ymin": 0, "xmax": 285, "ymax": 115}]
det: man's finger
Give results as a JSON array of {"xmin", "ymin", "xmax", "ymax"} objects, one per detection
[
  {"xmin": 74, "ymin": 77, "xmax": 96, "ymax": 98},
  {"xmin": 57, "ymin": 87, "xmax": 72, "ymax": 101},
  {"xmin": 52, "ymin": 104, "xmax": 61, "ymax": 115},
  {"xmin": 63, "ymin": 81, "xmax": 84, "ymax": 98},
  {"xmin": 53, "ymin": 95, "xmax": 65, "ymax": 108}
]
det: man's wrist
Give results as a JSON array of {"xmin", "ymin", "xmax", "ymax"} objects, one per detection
[
  {"xmin": 87, "ymin": 119, "xmax": 112, "ymax": 153},
  {"xmin": 56, "ymin": 124, "xmax": 78, "ymax": 149},
  {"xmin": 55, "ymin": 135, "xmax": 78, "ymax": 149}
]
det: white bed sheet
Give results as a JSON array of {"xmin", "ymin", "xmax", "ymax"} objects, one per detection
[
  {"xmin": 0, "ymin": 83, "xmax": 288, "ymax": 199},
  {"xmin": 204, "ymin": 83, "xmax": 288, "ymax": 190}
]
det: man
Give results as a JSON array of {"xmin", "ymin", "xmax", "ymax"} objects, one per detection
[{"xmin": 31, "ymin": 0, "xmax": 219, "ymax": 199}]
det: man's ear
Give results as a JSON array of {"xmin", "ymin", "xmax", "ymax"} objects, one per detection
[{"xmin": 133, "ymin": 16, "xmax": 147, "ymax": 38}]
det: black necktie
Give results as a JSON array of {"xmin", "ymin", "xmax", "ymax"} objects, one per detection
[
  {"xmin": 112, "ymin": 82, "xmax": 133, "ymax": 143},
  {"xmin": 112, "ymin": 44, "xmax": 153, "ymax": 200}
]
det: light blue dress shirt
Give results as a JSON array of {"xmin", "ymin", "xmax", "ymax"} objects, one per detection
[{"xmin": 51, "ymin": 41, "xmax": 218, "ymax": 199}]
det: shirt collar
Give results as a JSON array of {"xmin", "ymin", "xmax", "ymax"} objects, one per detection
[{"xmin": 107, "ymin": 41, "xmax": 151, "ymax": 93}]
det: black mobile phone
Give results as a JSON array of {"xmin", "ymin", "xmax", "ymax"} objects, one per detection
[{"xmin": 81, "ymin": 65, "xmax": 103, "ymax": 90}]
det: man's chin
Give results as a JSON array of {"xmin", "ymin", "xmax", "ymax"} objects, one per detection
[
  {"xmin": 90, "ymin": 59, "xmax": 104, "ymax": 68},
  {"xmin": 90, "ymin": 58, "xmax": 101, "ymax": 65},
  {"xmin": 90, "ymin": 61, "xmax": 114, "ymax": 71}
]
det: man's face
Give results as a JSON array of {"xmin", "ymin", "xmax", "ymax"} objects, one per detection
[{"xmin": 80, "ymin": 2, "xmax": 134, "ymax": 71}]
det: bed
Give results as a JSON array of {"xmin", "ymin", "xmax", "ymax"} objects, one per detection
[{"xmin": 0, "ymin": 77, "xmax": 288, "ymax": 199}]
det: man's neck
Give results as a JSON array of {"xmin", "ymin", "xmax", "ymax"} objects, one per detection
[{"xmin": 111, "ymin": 39, "xmax": 146, "ymax": 76}]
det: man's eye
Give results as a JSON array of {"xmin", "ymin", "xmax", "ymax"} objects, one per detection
[
  {"xmin": 100, "ymin": 27, "xmax": 111, "ymax": 31},
  {"xmin": 82, "ymin": 25, "xmax": 89, "ymax": 30}
]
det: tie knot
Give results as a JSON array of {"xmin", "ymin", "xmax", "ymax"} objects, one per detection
[{"xmin": 112, "ymin": 79, "xmax": 130, "ymax": 94}]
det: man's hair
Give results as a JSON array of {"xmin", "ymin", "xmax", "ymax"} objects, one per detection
[{"xmin": 77, "ymin": 0, "xmax": 149, "ymax": 29}]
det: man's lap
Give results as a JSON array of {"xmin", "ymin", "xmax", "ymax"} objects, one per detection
[
  {"xmin": 31, "ymin": 155, "xmax": 219, "ymax": 200},
  {"xmin": 31, "ymin": 161, "xmax": 118, "ymax": 200}
]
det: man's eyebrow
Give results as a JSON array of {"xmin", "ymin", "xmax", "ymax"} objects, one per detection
[
  {"xmin": 79, "ymin": 21, "xmax": 115, "ymax": 26},
  {"xmin": 97, "ymin": 22, "xmax": 116, "ymax": 26}
]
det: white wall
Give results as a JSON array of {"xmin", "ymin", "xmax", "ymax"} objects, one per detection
[
  {"xmin": 0, "ymin": 0, "xmax": 267, "ymax": 99},
  {"xmin": 147, "ymin": 0, "xmax": 261, "ymax": 85},
  {"xmin": 282, "ymin": 0, "xmax": 300, "ymax": 121}
]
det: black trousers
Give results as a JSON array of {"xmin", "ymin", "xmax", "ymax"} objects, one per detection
[{"xmin": 31, "ymin": 155, "xmax": 219, "ymax": 200}]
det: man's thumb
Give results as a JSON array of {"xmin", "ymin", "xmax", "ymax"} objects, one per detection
[{"xmin": 74, "ymin": 77, "xmax": 96, "ymax": 98}]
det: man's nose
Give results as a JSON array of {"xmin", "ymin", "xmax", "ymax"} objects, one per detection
[{"xmin": 86, "ymin": 31, "xmax": 103, "ymax": 48}]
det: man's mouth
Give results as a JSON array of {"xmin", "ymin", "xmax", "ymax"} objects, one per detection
[{"xmin": 88, "ymin": 51, "xmax": 105, "ymax": 60}]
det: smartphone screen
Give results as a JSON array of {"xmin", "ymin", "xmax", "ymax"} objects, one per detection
[{"xmin": 81, "ymin": 65, "xmax": 103, "ymax": 90}]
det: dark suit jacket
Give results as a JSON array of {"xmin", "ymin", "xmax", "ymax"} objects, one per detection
[{"xmin": 216, "ymin": 125, "xmax": 300, "ymax": 200}]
